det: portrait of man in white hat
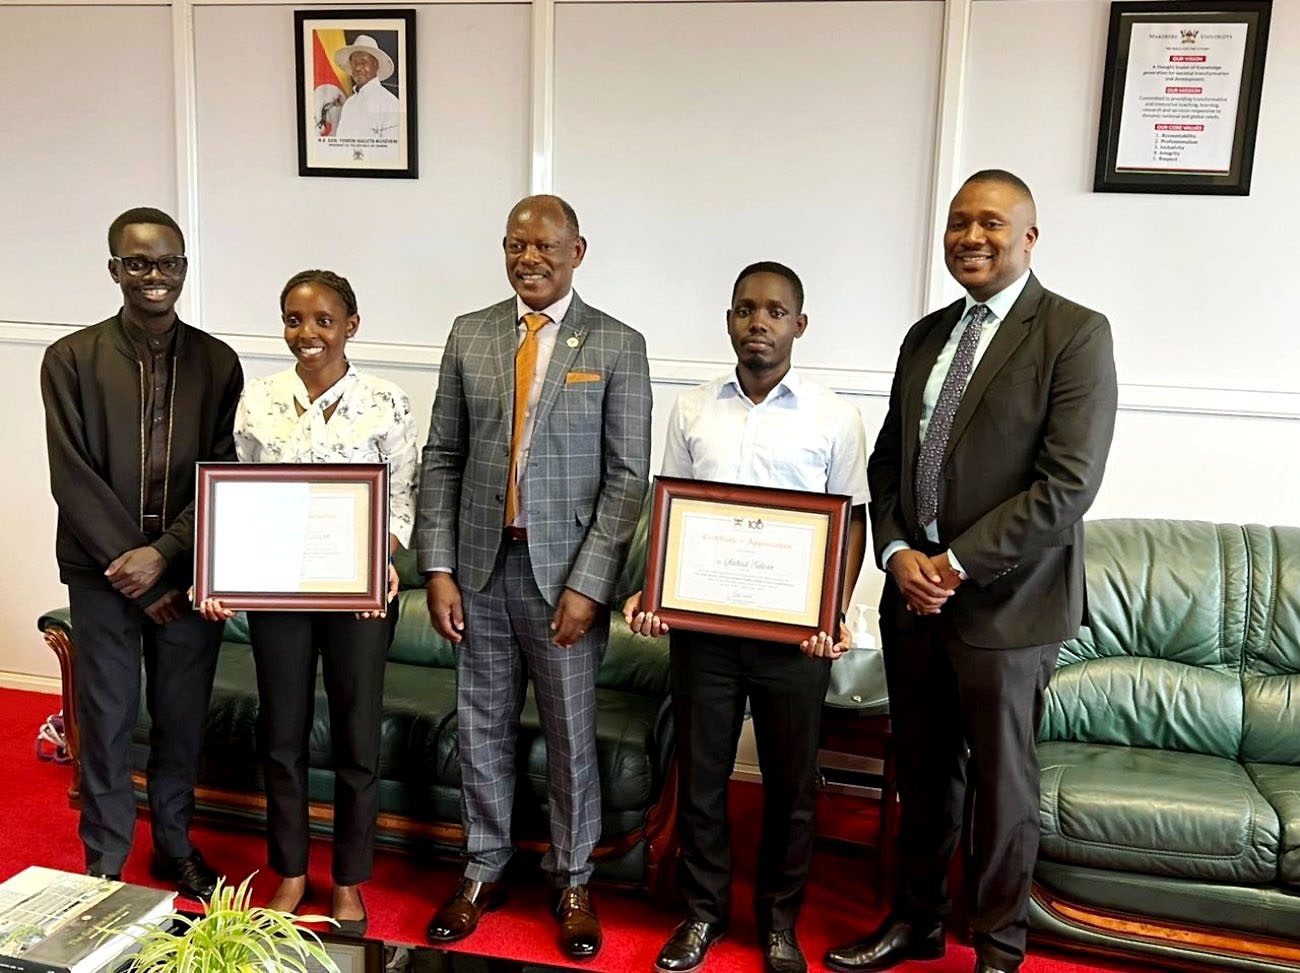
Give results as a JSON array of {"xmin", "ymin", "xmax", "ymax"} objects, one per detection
[{"xmin": 333, "ymin": 33, "xmax": 401, "ymax": 144}]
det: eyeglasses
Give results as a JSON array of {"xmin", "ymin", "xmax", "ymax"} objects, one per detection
[{"xmin": 111, "ymin": 254, "xmax": 188, "ymax": 277}]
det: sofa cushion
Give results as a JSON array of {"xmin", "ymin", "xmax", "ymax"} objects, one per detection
[
  {"xmin": 1241, "ymin": 525, "xmax": 1300, "ymax": 764},
  {"xmin": 1039, "ymin": 741, "xmax": 1279, "ymax": 883},
  {"xmin": 1247, "ymin": 763, "xmax": 1300, "ymax": 887},
  {"xmin": 1045, "ymin": 520, "xmax": 1247, "ymax": 757}
]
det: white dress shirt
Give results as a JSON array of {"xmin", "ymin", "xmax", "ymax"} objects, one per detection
[
  {"xmin": 510, "ymin": 290, "xmax": 573, "ymax": 528},
  {"xmin": 881, "ymin": 269, "xmax": 1031, "ymax": 574},
  {"xmin": 234, "ymin": 364, "xmax": 419, "ymax": 546},
  {"xmin": 661, "ymin": 367, "xmax": 869, "ymax": 505}
]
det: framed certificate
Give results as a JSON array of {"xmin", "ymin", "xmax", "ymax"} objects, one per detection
[
  {"xmin": 641, "ymin": 477, "xmax": 851, "ymax": 643},
  {"xmin": 1094, "ymin": 1, "xmax": 1272, "ymax": 194},
  {"xmin": 193, "ymin": 463, "xmax": 389, "ymax": 612}
]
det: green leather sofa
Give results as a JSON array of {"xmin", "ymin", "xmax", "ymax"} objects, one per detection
[
  {"xmin": 39, "ymin": 521, "xmax": 679, "ymax": 896},
  {"xmin": 1030, "ymin": 519, "xmax": 1300, "ymax": 970}
]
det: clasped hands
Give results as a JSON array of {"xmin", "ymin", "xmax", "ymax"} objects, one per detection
[
  {"xmin": 425, "ymin": 573, "xmax": 600, "ymax": 648},
  {"xmin": 105, "ymin": 546, "xmax": 187, "ymax": 625},
  {"xmin": 621, "ymin": 591, "xmax": 851, "ymax": 660},
  {"xmin": 887, "ymin": 549, "xmax": 963, "ymax": 615}
]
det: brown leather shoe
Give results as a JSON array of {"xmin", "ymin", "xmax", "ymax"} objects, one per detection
[
  {"xmin": 426, "ymin": 878, "xmax": 507, "ymax": 944},
  {"xmin": 554, "ymin": 884, "xmax": 602, "ymax": 959}
]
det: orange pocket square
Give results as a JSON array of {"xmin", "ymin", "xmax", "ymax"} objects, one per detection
[{"xmin": 565, "ymin": 371, "xmax": 603, "ymax": 384}]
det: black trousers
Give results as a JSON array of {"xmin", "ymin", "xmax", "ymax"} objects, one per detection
[
  {"xmin": 248, "ymin": 607, "xmax": 394, "ymax": 885},
  {"xmin": 883, "ymin": 604, "xmax": 1057, "ymax": 970},
  {"xmin": 68, "ymin": 585, "xmax": 223, "ymax": 875},
  {"xmin": 670, "ymin": 628, "xmax": 831, "ymax": 933}
]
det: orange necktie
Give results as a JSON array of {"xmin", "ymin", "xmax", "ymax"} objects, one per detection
[{"xmin": 504, "ymin": 312, "xmax": 550, "ymax": 525}]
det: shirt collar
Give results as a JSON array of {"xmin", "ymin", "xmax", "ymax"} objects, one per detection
[
  {"xmin": 291, "ymin": 361, "xmax": 358, "ymax": 412},
  {"xmin": 516, "ymin": 290, "xmax": 574, "ymax": 328},
  {"xmin": 963, "ymin": 268, "xmax": 1031, "ymax": 324},
  {"xmin": 722, "ymin": 365, "xmax": 801, "ymax": 405}
]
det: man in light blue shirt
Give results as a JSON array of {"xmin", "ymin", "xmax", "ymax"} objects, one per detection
[{"xmin": 625, "ymin": 262, "xmax": 868, "ymax": 973}]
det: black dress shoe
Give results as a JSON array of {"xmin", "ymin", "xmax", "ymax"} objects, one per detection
[
  {"xmin": 655, "ymin": 918, "xmax": 727, "ymax": 973},
  {"xmin": 86, "ymin": 869, "xmax": 121, "ymax": 881},
  {"xmin": 824, "ymin": 915, "xmax": 945, "ymax": 971},
  {"xmin": 762, "ymin": 928, "xmax": 807, "ymax": 973},
  {"xmin": 150, "ymin": 849, "xmax": 220, "ymax": 901},
  {"xmin": 974, "ymin": 961, "xmax": 1016, "ymax": 973},
  {"xmin": 333, "ymin": 890, "xmax": 368, "ymax": 938}
]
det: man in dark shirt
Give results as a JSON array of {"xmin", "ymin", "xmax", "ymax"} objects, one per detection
[{"xmin": 40, "ymin": 207, "xmax": 243, "ymax": 898}]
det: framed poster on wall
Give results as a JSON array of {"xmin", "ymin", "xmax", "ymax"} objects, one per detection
[
  {"xmin": 294, "ymin": 8, "xmax": 418, "ymax": 178},
  {"xmin": 1094, "ymin": 0, "xmax": 1271, "ymax": 195}
]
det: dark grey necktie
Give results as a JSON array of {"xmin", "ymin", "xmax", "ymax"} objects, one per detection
[{"xmin": 914, "ymin": 303, "xmax": 991, "ymax": 528}]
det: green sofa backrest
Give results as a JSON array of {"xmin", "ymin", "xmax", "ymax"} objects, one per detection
[
  {"xmin": 1041, "ymin": 520, "xmax": 1250, "ymax": 759},
  {"xmin": 218, "ymin": 508, "xmax": 669, "ymax": 697},
  {"xmin": 1240, "ymin": 525, "xmax": 1300, "ymax": 764}
]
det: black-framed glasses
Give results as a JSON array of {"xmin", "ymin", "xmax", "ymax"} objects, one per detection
[{"xmin": 111, "ymin": 254, "xmax": 188, "ymax": 277}]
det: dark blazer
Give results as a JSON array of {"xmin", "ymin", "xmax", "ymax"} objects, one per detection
[
  {"xmin": 868, "ymin": 273, "xmax": 1118, "ymax": 649},
  {"xmin": 416, "ymin": 291, "xmax": 652, "ymax": 606},
  {"xmin": 41, "ymin": 313, "xmax": 243, "ymax": 606}
]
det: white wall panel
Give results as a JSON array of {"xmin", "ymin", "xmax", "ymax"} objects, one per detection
[
  {"xmin": 0, "ymin": 6, "xmax": 176, "ymax": 326},
  {"xmin": 962, "ymin": 0, "xmax": 1300, "ymax": 394},
  {"xmin": 553, "ymin": 1, "xmax": 944, "ymax": 368},
  {"xmin": 192, "ymin": 3, "xmax": 531, "ymax": 344}
]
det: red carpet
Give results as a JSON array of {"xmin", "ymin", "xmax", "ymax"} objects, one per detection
[{"xmin": 1, "ymin": 688, "xmax": 1127, "ymax": 971}]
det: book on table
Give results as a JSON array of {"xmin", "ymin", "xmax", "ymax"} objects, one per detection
[{"xmin": 0, "ymin": 867, "xmax": 174, "ymax": 973}]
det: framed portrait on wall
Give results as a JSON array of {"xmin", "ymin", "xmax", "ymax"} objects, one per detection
[
  {"xmin": 294, "ymin": 8, "xmax": 418, "ymax": 178},
  {"xmin": 1094, "ymin": 0, "xmax": 1271, "ymax": 195}
]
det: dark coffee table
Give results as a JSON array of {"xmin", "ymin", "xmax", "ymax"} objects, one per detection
[{"xmin": 310, "ymin": 932, "xmax": 574, "ymax": 973}]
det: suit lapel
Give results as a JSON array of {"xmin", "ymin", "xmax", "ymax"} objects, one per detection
[
  {"xmin": 942, "ymin": 274, "xmax": 1042, "ymax": 464},
  {"xmin": 491, "ymin": 300, "xmax": 519, "ymax": 431},
  {"xmin": 530, "ymin": 292, "xmax": 590, "ymax": 434}
]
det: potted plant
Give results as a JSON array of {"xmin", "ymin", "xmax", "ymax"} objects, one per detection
[{"xmin": 120, "ymin": 874, "xmax": 338, "ymax": 973}]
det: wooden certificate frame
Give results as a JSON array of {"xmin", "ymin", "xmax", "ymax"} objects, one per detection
[
  {"xmin": 641, "ymin": 477, "xmax": 850, "ymax": 644},
  {"xmin": 194, "ymin": 463, "xmax": 389, "ymax": 612}
]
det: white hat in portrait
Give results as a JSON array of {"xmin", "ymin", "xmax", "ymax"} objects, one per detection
[{"xmin": 334, "ymin": 34, "xmax": 396, "ymax": 83}]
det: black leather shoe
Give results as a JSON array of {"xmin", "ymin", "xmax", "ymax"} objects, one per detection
[
  {"xmin": 150, "ymin": 849, "xmax": 220, "ymax": 901},
  {"xmin": 655, "ymin": 918, "xmax": 727, "ymax": 973},
  {"xmin": 86, "ymin": 869, "xmax": 121, "ymax": 881},
  {"xmin": 762, "ymin": 928, "xmax": 807, "ymax": 973},
  {"xmin": 974, "ymin": 962, "xmax": 1016, "ymax": 973},
  {"xmin": 824, "ymin": 915, "xmax": 945, "ymax": 971}
]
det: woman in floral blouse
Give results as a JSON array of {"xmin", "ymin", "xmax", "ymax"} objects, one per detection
[{"xmin": 200, "ymin": 269, "xmax": 417, "ymax": 934}]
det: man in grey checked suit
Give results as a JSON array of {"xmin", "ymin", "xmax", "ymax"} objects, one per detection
[{"xmin": 417, "ymin": 195, "xmax": 651, "ymax": 958}]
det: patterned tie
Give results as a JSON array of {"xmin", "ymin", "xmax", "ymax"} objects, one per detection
[
  {"xmin": 504, "ymin": 312, "xmax": 550, "ymax": 526},
  {"xmin": 914, "ymin": 303, "xmax": 991, "ymax": 528}
]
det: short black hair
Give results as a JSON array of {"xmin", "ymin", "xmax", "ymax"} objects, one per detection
[
  {"xmin": 280, "ymin": 269, "xmax": 358, "ymax": 316},
  {"xmin": 508, "ymin": 194, "xmax": 580, "ymax": 237},
  {"xmin": 963, "ymin": 169, "xmax": 1035, "ymax": 204},
  {"xmin": 107, "ymin": 207, "xmax": 185, "ymax": 254},
  {"xmin": 732, "ymin": 261, "xmax": 804, "ymax": 312}
]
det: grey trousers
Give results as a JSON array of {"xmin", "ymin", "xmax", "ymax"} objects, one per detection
[{"xmin": 457, "ymin": 537, "xmax": 608, "ymax": 887}]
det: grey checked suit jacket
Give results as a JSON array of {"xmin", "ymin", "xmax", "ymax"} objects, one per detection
[{"xmin": 416, "ymin": 292, "xmax": 652, "ymax": 607}]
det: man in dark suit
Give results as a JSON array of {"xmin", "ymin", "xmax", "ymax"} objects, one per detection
[
  {"xmin": 416, "ymin": 195, "xmax": 652, "ymax": 959},
  {"xmin": 825, "ymin": 170, "xmax": 1118, "ymax": 973},
  {"xmin": 41, "ymin": 207, "xmax": 242, "ymax": 898}
]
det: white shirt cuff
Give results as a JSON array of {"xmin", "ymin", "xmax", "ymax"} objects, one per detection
[
  {"xmin": 880, "ymin": 540, "xmax": 910, "ymax": 572},
  {"xmin": 945, "ymin": 548, "xmax": 968, "ymax": 579}
]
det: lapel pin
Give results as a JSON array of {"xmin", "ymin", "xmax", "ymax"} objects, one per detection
[{"xmin": 566, "ymin": 333, "xmax": 582, "ymax": 348}]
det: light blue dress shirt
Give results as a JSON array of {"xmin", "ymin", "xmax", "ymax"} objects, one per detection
[{"xmin": 880, "ymin": 269, "xmax": 1031, "ymax": 576}]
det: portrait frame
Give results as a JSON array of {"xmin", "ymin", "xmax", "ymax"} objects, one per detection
[
  {"xmin": 193, "ymin": 463, "xmax": 390, "ymax": 612},
  {"xmin": 641, "ymin": 477, "xmax": 850, "ymax": 644},
  {"xmin": 294, "ymin": 8, "xmax": 418, "ymax": 179},
  {"xmin": 1094, "ymin": 0, "xmax": 1271, "ymax": 195}
]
